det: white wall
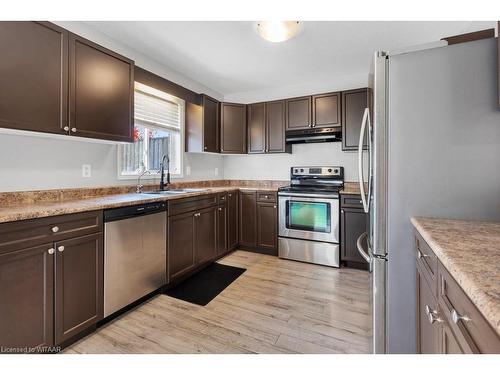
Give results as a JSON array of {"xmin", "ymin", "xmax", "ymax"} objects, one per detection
[
  {"xmin": 0, "ymin": 132, "xmax": 224, "ymax": 192},
  {"xmin": 223, "ymin": 142, "xmax": 365, "ymax": 182},
  {"xmin": 0, "ymin": 22, "xmax": 225, "ymax": 192}
]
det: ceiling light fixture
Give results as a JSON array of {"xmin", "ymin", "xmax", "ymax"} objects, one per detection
[{"xmin": 256, "ymin": 21, "xmax": 301, "ymax": 43}]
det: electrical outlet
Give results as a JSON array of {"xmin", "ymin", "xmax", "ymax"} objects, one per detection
[
  {"xmin": 82, "ymin": 164, "xmax": 91, "ymax": 178},
  {"xmin": 186, "ymin": 166, "xmax": 191, "ymax": 176},
  {"xmin": 214, "ymin": 167, "xmax": 219, "ymax": 176}
]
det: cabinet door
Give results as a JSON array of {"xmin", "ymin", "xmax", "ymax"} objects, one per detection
[
  {"xmin": 257, "ymin": 202, "xmax": 277, "ymax": 254},
  {"xmin": 69, "ymin": 33, "xmax": 134, "ymax": 142},
  {"xmin": 312, "ymin": 92, "xmax": 341, "ymax": 129},
  {"xmin": 439, "ymin": 321, "xmax": 467, "ymax": 354},
  {"xmin": 168, "ymin": 212, "xmax": 195, "ymax": 280},
  {"xmin": 221, "ymin": 103, "xmax": 246, "ymax": 154},
  {"xmin": 239, "ymin": 191, "xmax": 257, "ymax": 247},
  {"xmin": 54, "ymin": 233, "xmax": 103, "ymax": 345},
  {"xmin": 266, "ymin": 100, "xmax": 289, "ymax": 153},
  {"xmin": 247, "ymin": 102, "xmax": 266, "ymax": 154},
  {"xmin": 194, "ymin": 206, "xmax": 217, "ymax": 264},
  {"xmin": 285, "ymin": 96, "xmax": 311, "ymax": 130},
  {"xmin": 217, "ymin": 204, "xmax": 228, "ymax": 256},
  {"xmin": 0, "ymin": 22, "xmax": 68, "ymax": 135},
  {"xmin": 0, "ymin": 244, "xmax": 54, "ymax": 349},
  {"xmin": 342, "ymin": 88, "xmax": 369, "ymax": 151},
  {"xmin": 340, "ymin": 207, "xmax": 368, "ymax": 264},
  {"xmin": 416, "ymin": 265, "xmax": 439, "ymax": 353},
  {"xmin": 203, "ymin": 95, "xmax": 219, "ymax": 152},
  {"xmin": 227, "ymin": 191, "xmax": 239, "ymax": 250}
]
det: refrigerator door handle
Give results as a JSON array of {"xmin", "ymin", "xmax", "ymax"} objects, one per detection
[
  {"xmin": 366, "ymin": 108, "xmax": 372, "ymax": 211},
  {"xmin": 356, "ymin": 232, "xmax": 371, "ymax": 264},
  {"xmin": 358, "ymin": 107, "xmax": 370, "ymax": 213}
]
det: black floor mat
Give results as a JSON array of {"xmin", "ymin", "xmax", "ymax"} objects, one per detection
[{"xmin": 164, "ymin": 263, "xmax": 246, "ymax": 306}]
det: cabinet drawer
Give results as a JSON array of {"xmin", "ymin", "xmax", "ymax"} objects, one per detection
[
  {"xmin": 340, "ymin": 194, "xmax": 364, "ymax": 209},
  {"xmin": 438, "ymin": 263, "xmax": 500, "ymax": 353},
  {"xmin": 168, "ymin": 194, "xmax": 217, "ymax": 216},
  {"xmin": 256, "ymin": 191, "xmax": 276, "ymax": 203},
  {"xmin": 0, "ymin": 210, "xmax": 103, "ymax": 255},
  {"xmin": 414, "ymin": 231, "xmax": 438, "ymax": 297}
]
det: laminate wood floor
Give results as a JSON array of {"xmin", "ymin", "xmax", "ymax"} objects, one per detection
[{"xmin": 65, "ymin": 250, "xmax": 372, "ymax": 354}]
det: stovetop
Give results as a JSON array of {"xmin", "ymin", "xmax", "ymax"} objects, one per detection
[{"xmin": 278, "ymin": 166, "xmax": 344, "ymax": 197}]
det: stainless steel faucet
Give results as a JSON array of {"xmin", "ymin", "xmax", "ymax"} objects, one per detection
[
  {"xmin": 159, "ymin": 154, "xmax": 170, "ymax": 191},
  {"xmin": 136, "ymin": 170, "xmax": 151, "ymax": 193}
]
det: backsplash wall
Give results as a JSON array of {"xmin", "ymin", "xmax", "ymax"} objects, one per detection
[
  {"xmin": 0, "ymin": 133, "xmax": 224, "ymax": 192},
  {"xmin": 223, "ymin": 142, "xmax": 366, "ymax": 182}
]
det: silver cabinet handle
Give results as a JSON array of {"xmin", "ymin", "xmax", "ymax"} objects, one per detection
[
  {"xmin": 48, "ymin": 248, "xmax": 55, "ymax": 255},
  {"xmin": 425, "ymin": 305, "xmax": 441, "ymax": 324},
  {"xmin": 204, "ymin": 146, "xmax": 208, "ymax": 150},
  {"xmin": 58, "ymin": 246, "xmax": 65, "ymax": 252},
  {"xmin": 52, "ymin": 226, "xmax": 59, "ymax": 233},
  {"xmin": 71, "ymin": 127, "xmax": 77, "ymax": 133},
  {"xmin": 194, "ymin": 212, "xmax": 201, "ymax": 217},
  {"xmin": 218, "ymin": 207, "xmax": 222, "ymax": 211},
  {"xmin": 273, "ymin": 205, "xmax": 277, "ymax": 208},
  {"xmin": 417, "ymin": 250, "xmax": 428, "ymax": 259},
  {"xmin": 265, "ymin": 195, "xmax": 269, "ymax": 199},
  {"xmin": 63, "ymin": 126, "xmax": 70, "ymax": 132},
  {"xmin": 451, "ymin": 309, "xmax": 471, "ymax": 324},
  {"xmin": 228, "ymin": 193, "xmax": 232, "ymax": 197}
]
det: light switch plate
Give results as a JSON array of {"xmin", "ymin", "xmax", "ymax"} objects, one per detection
[
  {"xmin": 82, "ymin": 164, "xmax": 91, "ymax": 178},
  {"xmin": 186, "ymin": 166, "xmax": 191, "ymax": 176}
]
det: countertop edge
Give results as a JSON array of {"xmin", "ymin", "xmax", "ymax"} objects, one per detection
[{"xmin": 410, "ymin": 217, "xmax": 500, "ymax": 337}]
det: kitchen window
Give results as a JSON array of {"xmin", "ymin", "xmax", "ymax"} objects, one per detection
[{"xmin": 118, "ymin": 82, "xmax": 184, "ymax": 178}]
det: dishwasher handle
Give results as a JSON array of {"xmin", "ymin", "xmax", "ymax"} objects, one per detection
[{"xmin": 104, "ymin": 202, "xmax": 166, "ymax": 222}]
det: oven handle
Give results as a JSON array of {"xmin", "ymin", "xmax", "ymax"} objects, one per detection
[
  {"xmin": 278, "ymin": 192, "xmax": 339, "ymax": 199},
  {"xmin": 356, "ymin": 232, "xmax": 372, "ymax": 264}
]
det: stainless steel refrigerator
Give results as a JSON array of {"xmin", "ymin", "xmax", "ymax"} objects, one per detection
[{"xmin": 356, "ymin": 37, "xmax": 500, "ymax": 354}]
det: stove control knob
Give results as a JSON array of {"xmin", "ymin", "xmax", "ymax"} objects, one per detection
[
  {"xmin": 328, "ymin": 168, "xmax": 332, "ymax": 173},
  {"xmin": 300, "ymin": 168, "xmax": 304, "ymax": 172},
  {"xmin": 334, "ymin": 169, "xmax": 339, "ymax": 174},
  {"xmin": 294, "ymin": 169, "xmax": 298, "ymax": 173}
]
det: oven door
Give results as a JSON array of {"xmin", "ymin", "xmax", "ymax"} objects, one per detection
[{"xmin": 278, "ymin": 194, "xmax": 339, "ymax": 243}]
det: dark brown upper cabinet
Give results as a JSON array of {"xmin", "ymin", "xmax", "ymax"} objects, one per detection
[
  {"xmin": 186, "ymin": 94, "xmax": 220, "ymax": 153},
  {"xmin": 220, "ymin": 103, "xmax": 247, "ymax": 154},
  {"xmin": 312, "ymin": 92, "xmax": 341, "ymax": 128},
  {"xmin": 285, "ymin": 96, "xmax": 311, "ymax": 130},
  {"xmin": 247, "ymin": 102, "xmax": 266, "ymax": 153},
  {"xmin": 248, "ymin": 100, "xmax": 290, "ymax": 154},
  {"xmin": 266, "ymin": 100, "xmax": 291, "ymax": 153},
  {"xmin": 342, "ymin": 88, "xmax": 369, "ymax": 151},
  {"xmin": 0, "ymin": 22, "xmax": 68, "ymax": 135},
  {"xmin": 69, "ymin": 33, "xmax": 134, "ymax": 142},
  {"xmin": 0, "ymin": 22, "xmax": 134, "ymax": 143}
]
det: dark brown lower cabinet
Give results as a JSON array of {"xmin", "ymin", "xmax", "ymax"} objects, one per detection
[
  {"xmin": 168, "ymin": 195, "xmax": 218, "ymax": 282},
  {"xmin": 416, "ymin": 263, "xmax": 439, "ymax": 354},
  {"xmin": 227, "ymin": 191, "xmax": 239, "ymax": 251},
  {"xmin": 217, "ymin": 203, "xmax": 228, "ymax": 256},
  {"xmin": 168, "ymin": 211, "xmax": 196, "ymax": 280},
  {"xmin": 239, "ymin": 191, "xmax": 257, "ymax": 248},
  {"xmin": 194, "ymin": 206, "xmax": 217, "ymax": 264},
  {"xmin": 54, "ymin": 233, "xmax": 103, "ymax": 345},
  {"xmin": 256, "ymin": 202, "xmax": 277, "ymax": 254},
  {"xmin": 414, "ymin": 230, "xmax": 500, "ymax": 354},
  {"xmin": 340, "ymin": 195, "xmax": 368, "ymax": 270},
  {"xmin": 239, "ymin": 190, "xmax": 278, "ymax": 255},
  {"xmin": 0, "ymin": 243, "xmax": 55, "ymax": 349}
]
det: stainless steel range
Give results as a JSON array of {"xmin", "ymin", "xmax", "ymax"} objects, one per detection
[{"xmin": 278, "ymin": 166, "xmax": 343, "ymax": 267}]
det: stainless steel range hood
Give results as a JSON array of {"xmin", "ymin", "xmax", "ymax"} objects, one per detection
[{"xmin": 285, "ymin": 127, "xmax": 342, "ymax": 144}]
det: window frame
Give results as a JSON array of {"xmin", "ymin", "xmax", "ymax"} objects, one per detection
[{"xmin": 117, "ymin": 82, "xmax": 185, "ymax": 180}]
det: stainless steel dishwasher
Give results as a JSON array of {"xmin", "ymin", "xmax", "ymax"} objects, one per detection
[{"xmin": 103, "ymin": 202, "xmax": 167, "ymax": 317}]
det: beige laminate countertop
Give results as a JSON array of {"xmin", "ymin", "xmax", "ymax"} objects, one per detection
[
  {"xmin": 411, "ymin": 217, "xmax": 500, "ymax": 336},
  {"xmin": 0, "ymin": 186, "xmax": 278, "ymax": 224}
]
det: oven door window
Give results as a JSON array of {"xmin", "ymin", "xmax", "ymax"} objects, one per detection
[{"xmin": 286, "ymin": 201, "xmax": 331, "ymax": 233}]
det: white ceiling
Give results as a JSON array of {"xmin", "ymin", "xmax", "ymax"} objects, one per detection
[{"xmin": 84, "ymin": 21, "xmax": 496, "ymax": 96}]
